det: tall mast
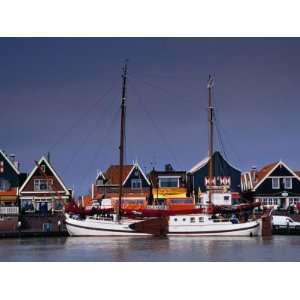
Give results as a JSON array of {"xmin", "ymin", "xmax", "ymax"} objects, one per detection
[
  {"xmin": 117, "ymin": 62, "xmax": 128, "ymax": 221},
  {"xmin": 207, "ymin": 75, "xmax": 214, "ymax": 204}
]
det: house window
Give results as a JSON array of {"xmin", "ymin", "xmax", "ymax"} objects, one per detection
[
  {"xmin": 272, "ymin": 178, "xmax": 280, "ymax": 189},
  {"xmin": 131, "ymin": 179, "xmax": 142, "ymax": 189},
  {"xmin": 34, "ymin": 179, "xmax": 53, "ymax": 191},
  {"xmin": 40, "ymin": 165, "xmax": 46, "ymax": 173},
  {"xmin": 0, "ymin": 178, "xmax": 10, "ymax": 191},
  {"xmin": 283, "ymin": 178, "xmax": 292, "ymax": 189},
  {"xmin": 159, "ymin": 177, "xmax": 179, "ymax": 188},
  {"xmin": 21, "ymin": 199, "xmax": 34, "ymax": 212}
]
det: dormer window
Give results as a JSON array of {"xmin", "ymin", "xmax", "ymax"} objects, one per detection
[
  {"xmin": 96, "ymin": 179, "xmax": 104, "ymax": 186},
  {"xmin": 272, "ymin": 178, "xmax": 280, "ymax": 189},
  {"xmin": 131, "ymin": 179, "xmax": 142, "ymax": 189}
]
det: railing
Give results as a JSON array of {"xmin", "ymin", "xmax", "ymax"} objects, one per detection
[{"xmin": 0, "ymin": 206, "xmax": 19, "ymax": 215}]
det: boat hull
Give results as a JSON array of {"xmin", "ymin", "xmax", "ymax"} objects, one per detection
[
  {"xmin": 168, "ymin": 220, "xmax": 260, "ymax": 236},
  {"xmin": 65, "ymin": 214, "xmax": 260, "ymax": 237},
  {"xmin": 65, "ymin": 216, "xmax": 151, "ymax": 236}
]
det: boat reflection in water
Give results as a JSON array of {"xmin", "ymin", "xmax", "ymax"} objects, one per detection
[{"xmin": 0, "ymin": 235, "xmax": 299, "ymax": 261}]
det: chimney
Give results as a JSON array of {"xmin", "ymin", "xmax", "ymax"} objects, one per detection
[
  {"xmin": 250, "ymin": 166, "xmax": 257, "ymax": 183},
  {"xmin": 165, "ymin": 164, "xmax": 173, "ymax": 172}
]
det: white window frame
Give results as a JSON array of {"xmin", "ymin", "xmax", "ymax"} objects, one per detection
[
  {"xmin": 272, "ymin": 178, "xmax": 280, "ymax": 189},
  {"xmin": 34, "ymin": 179, "xmax": 53, "ymax": 191},
  {"xmin": 283, "ymin": 177, "xmax": 292, "ymax": 189},
  {"xmin": 131, "ymin": 179, "xmax": 142, "ymax": 190},
  {"xmin": 158, "ymin": 176, "xmax": 180, "ymax": 188}
]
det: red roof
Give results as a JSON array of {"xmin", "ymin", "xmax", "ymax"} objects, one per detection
[
  {"xmin": 0, "ymin": 187, "xmax": 18, "ymax": 196},
  {"xmin": 104, "ymin": 165, "xmax": 133, "ymax": 185},
  {"xmin": 255, "ymin": 162, "xmax": 279, "ymax": 185}
]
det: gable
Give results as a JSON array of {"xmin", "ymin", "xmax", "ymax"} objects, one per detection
[
  {"xmin": 104, "ymin": 165, "xmax": 133, "ymax": 185},
  {"xmin": 123, "ymin": 164, "xmax": 150, "ymax": 188},
  {"xmin": 19, "ymin": 157, "xmax": 69, "ymax": 194},
  {"xmin": 269, "ymin": 164, "xmax": 294, "ymax": 177},
  {"xmin": 190, "ymin": 152, "xmax": 241, "ymax": 192}
]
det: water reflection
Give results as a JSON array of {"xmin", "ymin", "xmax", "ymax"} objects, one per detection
[{"xmin": 0, "ymin": 235, "xmax": 300, "ymax": 261}]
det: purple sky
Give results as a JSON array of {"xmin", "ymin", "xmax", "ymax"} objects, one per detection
[{"xmin": 1, "ymin": 38, "xmax": 300, "ymax": 195}]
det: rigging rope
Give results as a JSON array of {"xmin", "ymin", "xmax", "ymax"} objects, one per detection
[
  {"xmin": 128, "ymin": 78, "xmax": 183, "ymax": 170},
  {"xmin": 46, "ymin": 82, "xmax": 117, "ymax": 154}
]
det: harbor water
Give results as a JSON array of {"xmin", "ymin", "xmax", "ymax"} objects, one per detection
[{"xmin": 0, "ymin": 235, "xmax": 300, "ymax": 261}]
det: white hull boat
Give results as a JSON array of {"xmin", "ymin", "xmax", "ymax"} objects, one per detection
[
  {"xmin": 65, "ymin": 214, "xmax": 151, "ymax": 236},
  {"xmin": 167, "ymin": 214, "xmax": 260, "ymax": 236},
  {"xmin": 65, "ymin": 213, "xmax": 260, "ymax": 237}
]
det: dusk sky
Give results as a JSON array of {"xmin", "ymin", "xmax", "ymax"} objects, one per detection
[{"xmin": 1, "ymin": 38, "xmax": 300, "ymax": 195}]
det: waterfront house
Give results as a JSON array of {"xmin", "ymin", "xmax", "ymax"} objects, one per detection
[
  {"xmin": 241, "ymin": 161, "xmax": 300, "ymax": 210},
  {"xmin": 148, "ymin": 164, "xmax": 188, "ymax": 205},
  {"xmin": 92, "ymin": 162, "xmax": 151, "ymax": 203},
  {"xmin": 18, "ymin": 156, "xmax": 71, "ymax": 214},
  {"xmin": 187, "ymin": 151, "xmax": 241, "ymax": 205},
  {"xmin": 0, "ymin": 150, "xmax": 27, "ymax": 215}
]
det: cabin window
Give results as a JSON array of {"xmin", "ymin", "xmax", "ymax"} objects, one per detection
[
  {"xmin": 182, "ymin": 218, "xmax": 186, "ymax": 222},
  {"xmin": 199, "ymin": 217, "xmax": 204, "ymax": 222},
  {"xmin": 190, "ymin": 217, "xmax": 195, "ymax": 223},
  {"xmin": 224, "ymin": 196, "xmax": 230, "ymax": 201},
  {"xmin": 131, "ymin": 179, "xmax": 142, "ymax": 189},
  {"xmin": 283, "ymin": 178, "xmax": 292, "ymax": 189},
  {"xmin": 34, "ymin": 179, "xmax": 53, "ymax": 191},
  {"xmin": 174, "ymin": 218, "xmax": 178, "ymax": 222},
  {"xmin": 158, "ymin": 177, "xmax": 179, "ymax": 188},
  {"xmin": 272, "ymin": 178, "xmax": 280, "ymax": 189}
]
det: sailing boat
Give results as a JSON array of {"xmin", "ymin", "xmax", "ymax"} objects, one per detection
[
  {"xmin": 166, "ymin": 75, "xmax": 260, "ymax": 236},
  {"xmin": 65, "ymin": 63, "xmax": 168, "ymax": 236},
  {"xmin": 65, "ymin": 69, "xmax": 260, "ymax": 237}
]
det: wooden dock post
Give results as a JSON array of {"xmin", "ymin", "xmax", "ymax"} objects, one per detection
[{"xmin": 261, "ymin": 209, "xmax": 273, "ymax": 236}]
